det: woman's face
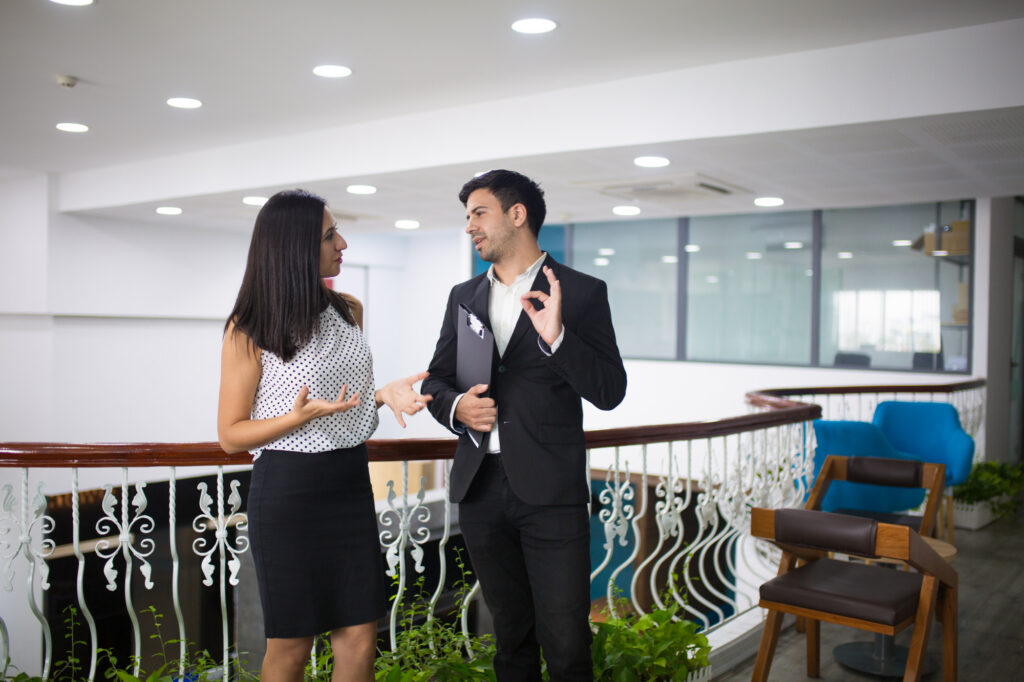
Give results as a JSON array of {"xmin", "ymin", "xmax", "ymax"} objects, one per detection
[{"xmin": 319, "ymin": 206, "xmax": 347, "ymax": 278}]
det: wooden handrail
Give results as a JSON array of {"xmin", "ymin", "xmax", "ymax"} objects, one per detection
[
  {"xmin": 1, "ymin": 378, "xmax": 984, "ymax": 468},
  {"xmin": 747, "ymin": 378, "xmax": 985, "ymax": 402},
  {"xmin": 0, "ymin": 407, "xmax": 821, "ymax": 468}
]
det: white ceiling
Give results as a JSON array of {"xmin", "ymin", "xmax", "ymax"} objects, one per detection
[{"xmin": 3, "ymin": 0, "xmax": 1024, "ymax": 232}]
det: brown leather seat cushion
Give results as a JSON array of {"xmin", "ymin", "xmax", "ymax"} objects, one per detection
[{"xmin": 760, "ymin": 558, "xmax": 923, "ymax": 625}]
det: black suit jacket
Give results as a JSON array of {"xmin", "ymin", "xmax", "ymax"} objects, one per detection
[{"xmin": 423, "ymin": 256, "xmax": 626, "ymax": 505}]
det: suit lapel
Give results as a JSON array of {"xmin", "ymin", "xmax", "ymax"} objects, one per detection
[{"xmin": 502, "ymin": 255, "xmax": 556, "ymax": 359}]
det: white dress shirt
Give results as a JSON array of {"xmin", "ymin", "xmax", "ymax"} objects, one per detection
[{"xmin": 451, "ymin": 252, "xmax": 564, "ymax": 452}]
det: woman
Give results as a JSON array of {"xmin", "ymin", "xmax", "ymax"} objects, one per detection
[{"xmin": 217, "ymin": 189, "xmax": 430, "ymax": 682}]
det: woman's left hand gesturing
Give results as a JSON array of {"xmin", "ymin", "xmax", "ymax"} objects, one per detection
[{"xmin": 376, "ymin": 371, "xmax": 433, "ymax": 427}]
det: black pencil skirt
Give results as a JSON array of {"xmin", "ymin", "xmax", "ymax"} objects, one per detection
[{"xmin": 247, "ymin": 445, "xmax": 385, "ymax": 638}]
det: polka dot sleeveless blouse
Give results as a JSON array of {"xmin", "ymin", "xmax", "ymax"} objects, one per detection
[{"xmin": 251, "ymin": 305, "xmax": 378, "ymax": 457}]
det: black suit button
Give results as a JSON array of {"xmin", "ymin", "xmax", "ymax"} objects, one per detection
[{"xmin": 498, "ymin": 364, "xmax": 506, "ymax": 373}]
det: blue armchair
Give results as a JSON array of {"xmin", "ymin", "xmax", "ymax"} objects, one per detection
[
  {"xmin": 810, "ymin": 420, "xmax": 925, "ymax": 515},
  {"xmin": 872, "ymin": 400, "xmax": 975, "ymax": 541},
  {"xmin": 871, "ymin": 401, "xmax": 974, "ymax": 487}
]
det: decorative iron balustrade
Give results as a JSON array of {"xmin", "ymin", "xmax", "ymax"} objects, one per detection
[{"xmin": 0, "ymin": 379, "xmax": 985, "ymax": 680}]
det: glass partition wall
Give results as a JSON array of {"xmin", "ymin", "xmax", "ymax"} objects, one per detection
[
  {"xmin": 470, "ymin": 199, "xmax": 973, "ymax": 373},
  {"xmin": 820, "ymin": 200, "xmax": 972, "ymax": 371}
]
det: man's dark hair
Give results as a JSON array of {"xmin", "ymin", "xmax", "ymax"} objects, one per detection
[
  {"xmin": 459, "ymin": 169, "xmax": 546, "ymax": 238},
  {"xmin": 225, "ymin": 189, "xmax": 353, "ymax": 360}
]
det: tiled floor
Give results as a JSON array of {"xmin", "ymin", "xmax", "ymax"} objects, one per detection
[{"xmin": 714, "ymin": 511, "xmax": 1024, "ymax": 681}]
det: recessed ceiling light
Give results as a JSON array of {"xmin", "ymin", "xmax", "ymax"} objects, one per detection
[
  {"xmin": 805, "ymin": 269, "xmax": 814, "ymax": 277},
  {"xmin": 167, "ymin": 97, "xmax": 202, "ymax": 109},
  {"xmin": 242, "ymin": 196, "xmax": 268, "ymax": 207},
  {"xmin": 932, "ymin": 250, "xmax": 949, "ymax": 257},
  {"xmin": 892, "ymin": 239, "xmax": 913, "ymax": 247},
  {"xmin": 684, "ymin": 244, "xmax": 701, "ymax": 253},
  {"xmin": 593, "ymin": 257, "xmax": 610, "ymax": 266},
  {"xmin": 784, "ymin": 241, "xmax": 804, "ymax": 249},
  {"xmin": 511, "ymin": 18, "xmax": 557, "ymax": 34},
  {"xmin": 156, "ymin": 206, "xmax": 182, "ymax": 216},
  {"xmin": 706, "ymin": 275, "xmax": 719, "ymax": 284},
  {"xmin": 50, "ymin": 0, "xmax": 94, "ymax": 5},
  {"xmin": 55, "ymin": 122, "xmax": 89, "ymax": 133},
  {"xmin": 633, "ymin": 156, "xmax": 670, "ymax": 168},
  {"xmin": 612, "ymin": 205, "xmax": 641, "ymax": 216},
  {"xmin": 662, "ymin": 255, "xmax": 679, "ymax": 264},
  {"xmin": 598, "ymin": 248, "xmax": 616, "ymax": 256},
  {"xmin": 313, "ymin": 64, "xmax": 353, "ymax": 79},
  {"xmin": 394, "ymin": 219, "xmax": 420, "ymax": 230},
  {"xmin": 837, "ymin": 251, "xmax": 854, "ymax": 259},
  {"xmin": 754, "ymin": 197, "xmax": 784, "ymax": 207},
  {"xmin": 346, "ymin": 184, "xmax": 377, "ymax": 195},
  {"xmin": 746, "ymin": 252, "xmax": 763, "ymax": 260}
]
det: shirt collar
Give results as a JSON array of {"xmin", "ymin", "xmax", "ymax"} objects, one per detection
[{"xmin": 486, "ymin": 252, "xmax": 548, "ymax": 289}]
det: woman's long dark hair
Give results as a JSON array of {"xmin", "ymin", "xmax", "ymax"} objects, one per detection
[{"xmin": 225, "ymin": 189, "xmax": 354, "ymax": 361}]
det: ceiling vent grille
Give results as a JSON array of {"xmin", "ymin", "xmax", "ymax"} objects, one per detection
[{"xmin": 574, "ymin": 172, "xmax": 751, "ymax": 203}]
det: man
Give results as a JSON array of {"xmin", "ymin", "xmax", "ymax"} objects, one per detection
[{"xmin": 422, "ymin": 170, "xmax": 627, "ymax": 681}]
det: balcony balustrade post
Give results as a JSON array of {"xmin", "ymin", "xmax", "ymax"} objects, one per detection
[
  {"xmin": 71, "ymin": 469, "xmax": 99, "ymax": 681},
  {"xmin": 167, "ymin": 469, "xmax": 186, "ymax": 679}
]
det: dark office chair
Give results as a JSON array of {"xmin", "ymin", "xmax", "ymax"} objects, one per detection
[
  {"xmin": 749, "ymin": 507, "xmax": 957, "ymax": 682},
  {"xmin": 833, "ymin": 352, "xmax": 871, "ymax": 367},
  {"xmin": 912, "ymin": 351, "xmax": 944, "ymax": 371}
]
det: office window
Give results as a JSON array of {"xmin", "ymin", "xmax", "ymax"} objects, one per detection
[
  {"xmin": 686, "ymin": 211, "xmax": 813, "ymax": 364},
  {"xmin": 820, "ymin": 201, "xmax": 972, "ymax": 372},
  {"xmin": 571, "ymin": 218, "xmax": 677, "ymax": 359}
]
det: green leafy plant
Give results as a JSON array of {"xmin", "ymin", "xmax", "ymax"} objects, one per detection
[
  {"xmin": 953, "ymin": 461, "xmax": 1024, "ymax": 518},
  {"xmin": 4, "ymin": 605, "xmax": 256, "ymax": 682},
  {"xmin": 374, "ymin": 549, "xmax": 496, "ymax": 681},
  {"xmin": 591, "ymin": 594, "xmax": 710, "ymax": 682}
]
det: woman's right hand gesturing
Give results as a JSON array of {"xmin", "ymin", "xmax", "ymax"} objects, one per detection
[{"xmin": 291, "ymin": 384, "xmax": 360, "ymax": 424}]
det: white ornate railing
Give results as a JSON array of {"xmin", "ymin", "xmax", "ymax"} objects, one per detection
[{"xmin": 0, "ymin": 379, "xmax": 985, "ymax": 679}]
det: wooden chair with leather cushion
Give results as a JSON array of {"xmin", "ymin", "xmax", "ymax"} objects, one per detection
[
  {"xmin": 749, "ymin": 507, "xmax": 957, "ymax": 682},
  {"xmin": 805, "ymin": 454, "xmax": 946, "ymax": 537}
]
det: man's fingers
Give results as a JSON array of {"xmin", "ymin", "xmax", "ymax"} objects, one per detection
[{"xmin": 468, "ymin": 383, "xmax": 488, "ymax": 396}]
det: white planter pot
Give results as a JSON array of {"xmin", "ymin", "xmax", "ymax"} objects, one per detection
[
  {"xmin": 686, "ymin": 666, "xmax": 712, "ymax": 682},
  {"xmin": 952, "ymin": 499, "xmax": 1000, "ymax": 530}
]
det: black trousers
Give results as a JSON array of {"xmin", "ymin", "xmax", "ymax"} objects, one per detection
[{"xmin": 459, "ymin": 454, "xmax": 593, "ymax": 682}]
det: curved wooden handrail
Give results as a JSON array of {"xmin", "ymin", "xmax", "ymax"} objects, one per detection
[
  {"xmin": 0, "ymin": 438, "xmax": 460, "ymax": 468},
  {"xmin": 2, "ymin": 379, "xmax": 984, "ymax": 468},
  {"xmin": 747, "ymin": 378, "xmax": 985, "ymax": 403},
  {"xmin": 0, "ymin": 406, "xmax": 821, "ymax": 468}
]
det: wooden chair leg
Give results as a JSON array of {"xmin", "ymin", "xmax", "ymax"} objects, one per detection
[
  {"xmin": 945, "ymin": 493, "xmax": 955, "ymax": 545},
  {"xmin": 795, "ymin": 615, "xmax": 805, "ymax": 633},
  {"xmin": 751, "ymin": 609, "xmax": 785, "ymax": 682},
  {"xmin": 806, "ymin": 618, "xmax": 820, "ymax": 678},
  {"xmin": 904, "ymin": 575, "xmax": 939, "ymax": 682},
  {"xmin": 941, "ymin": 585, "xmax": 958, "ymax": 682}
]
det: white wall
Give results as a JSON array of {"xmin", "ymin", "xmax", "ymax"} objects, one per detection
[
  {"xmin": 975, "ymin": 197, "xmax": 1016, "ymax": 462},
  {"xmin": 0, "ymin": 173, "xmax": 48, "ymax": 312}
]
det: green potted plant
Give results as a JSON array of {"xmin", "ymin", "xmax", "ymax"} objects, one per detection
[
  {"xmin": 953, "ymin": 461, "xmax": 1024, "ymax": 530},
  {"xmin": 590, "ymin": 597, "xmax": 711, "ymax": 682}
]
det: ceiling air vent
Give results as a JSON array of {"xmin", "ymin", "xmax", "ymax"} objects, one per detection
[{"xmin": 574, "ymin": 172, "xmax": 751, "ymax": 203}]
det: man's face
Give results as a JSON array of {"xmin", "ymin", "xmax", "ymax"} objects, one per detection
[{"xmin": 465, "ymin": 188, "xmax": 518, "ymax": 264}]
